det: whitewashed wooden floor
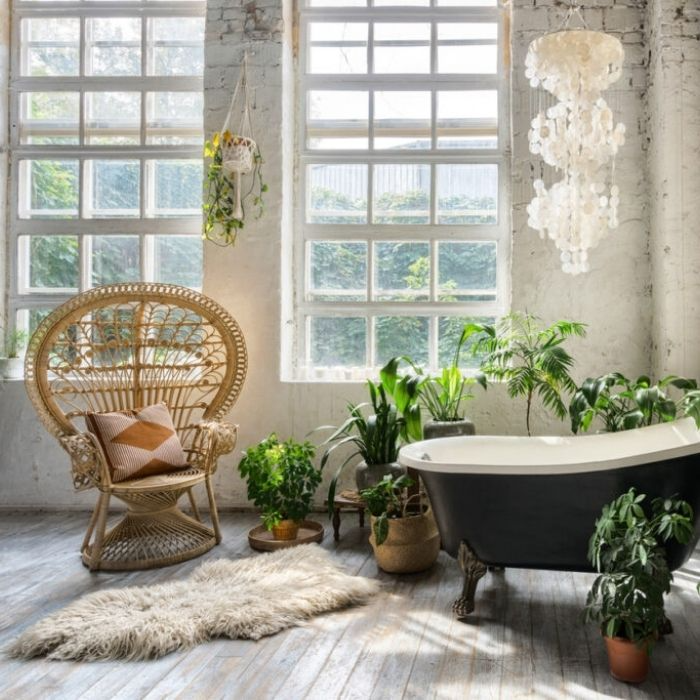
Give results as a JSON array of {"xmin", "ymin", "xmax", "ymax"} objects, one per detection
[{"xmin": 0, "ymin": 510, "xmax": 699, "ymax": 700}]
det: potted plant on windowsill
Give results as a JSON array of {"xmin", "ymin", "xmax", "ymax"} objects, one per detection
[
  {"xmin": 0, "ymin": 328, "xmax": 28, "ymax": 380},
  {"xmin": 360, "ymin": 474, "xmax": 440, "ymax": 574},
  {"xmin": 584, "ymin": 488, "xmax": 694, "ymax": 683},
  {"xmin": 319, "ymin": 362, "xmax": 422, "ymax": 508},
  {"xmin": 238, "ymin": 434, "xmax": 322, "ymax": 542}
]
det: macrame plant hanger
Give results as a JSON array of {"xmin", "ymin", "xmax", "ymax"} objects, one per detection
[{"xmin": 220, "ymin": 53, "xmax": 257, "ymax": 220}]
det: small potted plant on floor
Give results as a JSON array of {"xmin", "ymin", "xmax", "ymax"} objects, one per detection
[
  {"xmin": 584, "ymin": 488, "xmax": 694, "ymax": 683},
  {"xmin": 0, "ymin": 328, "xmax": 28, "ymax": 380},
  {"xmin": 360, "ymin": 474, "xmax": 440, "ymax": 574},
  {"xmin": 462, "ymin": 312, "xmax": 586, "ymax": 436},
  {"xmin": 239, "ymin": 434, "xmax": 322, "ymax": 542},
  {"xmin": 320, "ymin": 362, "xmax": 422, "ymax": 507}
]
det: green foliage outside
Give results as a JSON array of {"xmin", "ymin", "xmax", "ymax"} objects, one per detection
[
  {"xmin": 238, "ymin": 434, "xmax": 321, "ymax": 530},
  {"xmin": 584, "ymin": 489, "xmax": 695, "ymax": 645}
]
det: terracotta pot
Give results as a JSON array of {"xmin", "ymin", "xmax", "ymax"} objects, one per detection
[
  {"xmin": 369, "ymin": 508, "xmax": 440, "ymax": 574},
  {"xmin": 423, "ymin": 418, "xmax": 476, "ymax": 440},
  {"xmin": 355, "ymin": 461, "xmax": 405, "ymax": 491},
  {"xmin": 604, "ymin": 635, "xmax": 650, "ymax": 684},
  {"xmin": 271, "ymin": 519, "xmax": 300, "ymax": 541}
]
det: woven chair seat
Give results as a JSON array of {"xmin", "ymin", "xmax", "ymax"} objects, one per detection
[{"xmin": 24, "ymin": 283, "xmax": 247, "ymax": 571}]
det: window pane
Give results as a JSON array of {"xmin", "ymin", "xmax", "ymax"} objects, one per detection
[
  {"xmin": 437, "ymin": 24, "xmax": 498, "ymax": 74},
  {"xmin": 23, "ymin": 18, "xmax": 79, "ymax": 76},
  {"xmin": 90, "ymin": 236, "xmax": 140, "ymax": 286},
  {"xmin": 308, "ymin": 241, "xmax": 367, "ymax": 301},
  {"xmin": 85, "ymin": 92, "xmax": 141, "ymax": 145},
  {"xmin": 438, "ymin": 316, "xmax": 494, "ymax": 368},
  {"xmin": 86, "ymin": 160, "xmax": 140, "ymax": 218},
  {"xmin": 309, "ymin": 0, "xmax": 366, "ymax": 5},
  {"xmin": 374, "ymin": 91, "xmax": 431, "ymax": 150},
  {"xmin": 20, "ymin": 160, "xmax": 79, "ymax": 219},
  {"xmin": 149, "ymin": 18, "xmax": 205, "ymax": 76},
  {"xmin": 374, "ymin": 242, "xmax": 430, "ymax": 301},
  {"xmin": 375, "ymin": 0, "xmax": 428, "ymax": 5},
  {"xmin": 436, "ymin": 164, "xmax": 497, "ymax": 224},
  {"xmin": 437, "ymin": 90, "xmax": 498, "ymax": 149},
  {"xmin": 307, "ymin": 164, "xmax": 368, "ymax": 224},
  {"xmin": 307, "ymin": 91, "xmax": 368, "ymax": 150},
  {"xmin": 438, "ymin": 0, "xmax": 497, "ymax": 5},
  {"xmin": 308, "ymin": 23, "xmax": 368, "ymax": 74},
  {"xmin": 17, "ymin": 308, "xmax": 54, "ymax": 337},
  {"xmin": 438, "ymin": 241, "xmax": 496, "ymax": 301},
  {"xmin": 374, "ymin": 23, "xmax": 430, "ymax": 74},
  {"xmin": 310, "ymin": 317, "xmax": 367, "ymax": 367},
  {"xmin": 147, "ymin": 92, "xmax": 203, "ymax": 145},
  {"xmin": 152, "ymin": 236, "xmax": 203, "ymax": 288},
  {"xmin": 20, "ymin": 92, "xmax": 79, "ymax": 145},
  {"xmin": 147, "ymin": 160, "xmax": 203, "ymax": 217},
  {"xmin": 21, "ymin": 235, "xmax": 79, "ymax": 290},
  {"xmin": 86, "ymin": 18, "xmax": 142, "ymax": 76},
  {"xmin": 373, "ymin": 164, "xmax": 430, "ymax": 224},
  {"xmin": 375, "ymin": 316, "xmax": 429, "ymax": 366}
]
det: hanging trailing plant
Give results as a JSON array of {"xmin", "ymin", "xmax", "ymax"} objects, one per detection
[{"xmin": 202, "ymin": 55, "xmax": 268, "ymax": 247}]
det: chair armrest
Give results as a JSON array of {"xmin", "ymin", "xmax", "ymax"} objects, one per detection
[
  {"xmin": 192, "ymin": 421, "xmax": 238, "ymax": 475},
  {"xmin": 59, "ymin": 432, "xmax": 111, "ymax": 491}
]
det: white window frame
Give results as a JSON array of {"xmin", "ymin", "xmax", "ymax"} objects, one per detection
[
  {"xmin": 293, "ymin": 1, "xmax": 511, "ymax": 381},
  {"xmin": 8, "ymin": 0, "xmax": 205, "ymax": 334}
]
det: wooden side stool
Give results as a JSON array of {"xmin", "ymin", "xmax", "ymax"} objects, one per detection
[{"xmin": 326, "ymin": 490, "xmax": 367, "ymax": 542}]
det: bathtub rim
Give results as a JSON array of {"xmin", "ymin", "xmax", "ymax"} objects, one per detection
[{"xmin": 399, "ymin": 418, "xmax": 700, "ymax": 475}]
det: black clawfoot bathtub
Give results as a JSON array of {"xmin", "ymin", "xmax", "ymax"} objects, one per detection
[{"xmin": 399, "ymin": 419, "xmax": 700, "ymax": 615}]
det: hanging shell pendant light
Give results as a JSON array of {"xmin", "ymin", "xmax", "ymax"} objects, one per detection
[{"xmin": 525, "ymin": 17, "xmax": 626, "ymax": 275}]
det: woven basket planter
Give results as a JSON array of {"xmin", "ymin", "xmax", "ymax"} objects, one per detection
[
  {"xmin": 221, "ymin": 136, "xmax": 257, "ymax": 176},
  {"xmin": 369, "ymin": 508, "xmax": 440, "ymax": 574}
]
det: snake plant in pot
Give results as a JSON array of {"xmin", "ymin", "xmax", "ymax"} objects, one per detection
[
  {"xmin": 239, "ymin": 434, "xmax": 322, "ymax": 541},
  {"xmin": 319, "ymin": 362, "xmax": 422, "ymax": 511},
  {"xmin": 584, "ymin": 488, "xmax": 694, "ymax": 683},
  {"xmin": 360, "ymin": 474, "xmax": 440, "ymax": 574}
]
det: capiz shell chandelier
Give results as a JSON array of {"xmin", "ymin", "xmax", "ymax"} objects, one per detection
[{"xmin": 525, "ymin": 28, "xmax": 625, "ymax": 275}]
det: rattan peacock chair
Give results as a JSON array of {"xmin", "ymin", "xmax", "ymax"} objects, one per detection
[{"xmin": 25, "ymin": 283, "xmax": 247, "ymax": 571}]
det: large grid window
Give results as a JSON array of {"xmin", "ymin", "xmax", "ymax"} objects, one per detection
[
  {"xmin": 9, "ymin": 0, "xmax": 205, "ymax": 336},
  {"xmin": 295, "ymin": 0, "xmax": 509, "ymax": 380}
]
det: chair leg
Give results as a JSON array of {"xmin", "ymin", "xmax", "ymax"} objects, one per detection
[
  {"xmin": 205, "ymin": 476, "xmax": 222, "ymax": 544},
  {"xmin": 187, "ymin": 488, "xmax": 202, "ymax": 521},
  {"xmin": 81, "ymin": 497, "xmax": 103, "ymax": 552},
  {"xmin": 88, "ymin": 491, "xmax": 111, "ymax": 572}
]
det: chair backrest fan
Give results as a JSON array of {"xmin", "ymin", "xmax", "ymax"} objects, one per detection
[{"xmin": 25, "ymin": 284, "xmax": 247, "ymax": 451}]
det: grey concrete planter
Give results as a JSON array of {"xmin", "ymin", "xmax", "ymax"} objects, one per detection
[
  {"xmin": 355, "ymin": 460, "xmax": 405, "ymax": 491},
  {"xmin": 423, "ymin": 418, "xmax": 476, "ymax": 440}
]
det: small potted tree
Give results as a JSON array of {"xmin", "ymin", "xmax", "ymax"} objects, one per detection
[
  {"xmin": 1, "ymin": 328, "xmax": 28, "ymax": 380},
  {"xmin": 239, "ymin": 434, "xmax": 322, "ymax": 543},
  {"xmin": 360, "ymin": 474, "xmax": 440, "ymax": 574},
  {"xmin": 584, "ymin": 488, "xmax": 694, "ymax": 683}
]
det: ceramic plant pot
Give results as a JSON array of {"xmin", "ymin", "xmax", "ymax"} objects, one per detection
[
  {"xmin": 271, "ymin": 519, "xmax": 300, "ymax": 541},
  {"xmin": 369, "ymin": 507, "xmax": 441, "ymax": 574},
  {"xmin": 0, "ymin": 357, "xmax": 24, "ymax": 380},
  {"xmin": 355, "ymin": 461, "xmax": 405, "ymax": 491},
  {"xmin": 423, "ymin": 418, "xmax": 476, "ymax": 440},
  {"xmin": 604, "ymin": 635, "xmax": 650, "ymax": 684}
]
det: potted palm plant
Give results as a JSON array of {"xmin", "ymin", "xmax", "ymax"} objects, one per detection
[
  {"xmin": 0, "ymin": 328, "xmax": 28, "ymax": 380},
  {"xmin": 584, "ymin": 488, "xmax": 694, "ymax": 683},
  {"xmin": 238, "ymin": 434, "xmax": 322, "ymax": 541},
  {"xmin": 462, "ymin": 312, "xmax": 586, "ymax": 436},
  {"xmin": 360, "ymin": 474, "xmax": 440, "ymax": 574},
  {"xmin": 320, "ymin": 363, "xmax": 422, "ymax": 509}
]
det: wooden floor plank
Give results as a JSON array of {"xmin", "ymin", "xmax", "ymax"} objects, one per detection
[{"xmin": 1, "ymin": 511, "xmax": 699, "ymax": 700}]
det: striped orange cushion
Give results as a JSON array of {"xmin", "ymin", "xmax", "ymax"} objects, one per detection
[{"xmin": 86, "ymin": 403, "xmax": 188, "ymax": 482}]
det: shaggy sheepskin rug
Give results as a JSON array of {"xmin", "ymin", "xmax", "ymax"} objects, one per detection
[{"xmin": 8, "ymin": 545, "xmax": 379, "ymax": 662}]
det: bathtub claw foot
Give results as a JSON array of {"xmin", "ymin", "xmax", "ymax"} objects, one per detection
[{"xmin": 453, "ymin": 540, "xmax": 487, "ymax": 617}]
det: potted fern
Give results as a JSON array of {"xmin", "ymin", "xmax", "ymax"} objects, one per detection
[
  {"xmin": 360, "ymin": 474, "xmax": 440, "ymax": 574},
  {"xmin": 584, "ymin": 488, "xmax": 694, "ymax": 683},
  {"xmin": 238, "ymin": 434, "xmax": 322, "ymax": 541},
  {"xmin": 1, "ymin": 328, "xmax": 28, "ymax": 380},
  {"xmin": 462, "ymin": 312, "xmax": 586, "ymax": 436}
]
